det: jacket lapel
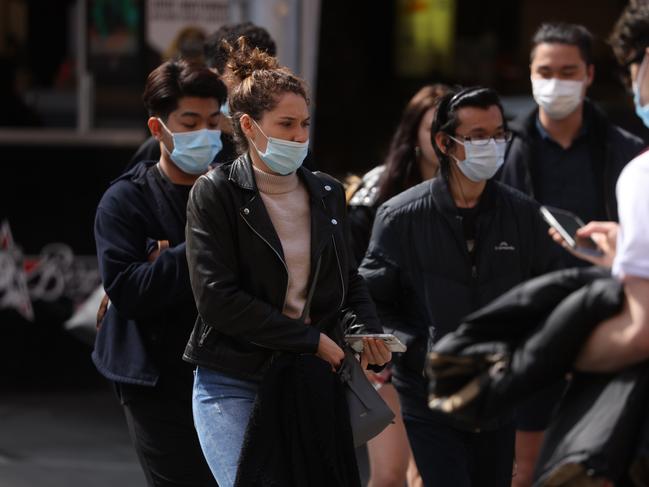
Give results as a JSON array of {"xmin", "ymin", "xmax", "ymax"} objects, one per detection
[
  {"xmin": 299, "ymin": 169, "xmax": 338, "ymax": 263},
  {"xmin": 137, "ymin": 163, "xmax": 186, "ymax": 245},
  {"xmin": 228, "ymin": 156, "xmax": 340, "ymax": 269},
  {"xmin": 230, "ymin": 155, "xmax": 286, "ymax": 263}
]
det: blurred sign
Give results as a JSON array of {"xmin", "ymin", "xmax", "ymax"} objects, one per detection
[
  {"xmin": 89, "ymin": 0, "xmax": 140, "ymax": 56},
  {"xmin": 0, "ymin": 221, "xmax": 33, "ymax": 321},
  {"xmin": 146, "ymin": 0, "xmax": 230, "ymax": 54},
  {"xmin": 395, "ymin": 0, "xmax": 456, "ymax": 77},
  {"xmin": 0, "ymin": 221, "xmax": 100, "ymax": 322}
]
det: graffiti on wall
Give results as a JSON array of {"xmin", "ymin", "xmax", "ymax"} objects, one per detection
[{"xmin": 0, "ymin": 220, "xmax": 100, "ymax": 321}]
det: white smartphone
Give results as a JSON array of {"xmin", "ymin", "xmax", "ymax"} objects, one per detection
[
  {"xmin": 344, "ymin": 333, "xmax": 407, "ymax": 353},
  {"xmin": 540, "ymin": 205, "xmax": 604, "ymax": 257}
]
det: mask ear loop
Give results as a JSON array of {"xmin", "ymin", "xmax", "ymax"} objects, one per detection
[
  {"xmin": 156, "ymin": 118, "xmax": 174, "ymax": 156},
  {"xmin": 245, "ymin": 116, "xmax": 268, "ymax": 157}
]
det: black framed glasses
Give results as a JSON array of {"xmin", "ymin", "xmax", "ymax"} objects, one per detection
[{"xmin": 449, "ymin": 131, "xmax": 513, "ymax": 147}]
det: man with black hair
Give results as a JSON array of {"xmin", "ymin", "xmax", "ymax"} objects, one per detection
[
  {"xmin": 500, "ymin": 24, "xmax": 645, "ymax": 485},
  {"xmin": 501, "ymin": 22, "xmax": 643, "ymax": 250},
  {"xmin": 93, "ymin": 60, "xmax": 226, "ymax": 487},
  {"xmin": 360, "ymin": 87, "xmax": 559, "ymax": 487},
  {"xmin": 127, "ymin": 22, "xmax": 275, "ymax": 171}
]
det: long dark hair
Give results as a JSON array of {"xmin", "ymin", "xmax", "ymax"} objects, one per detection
[{"xmin": 376, "ymin": 84, "xmax": 450, "ymax": 205}]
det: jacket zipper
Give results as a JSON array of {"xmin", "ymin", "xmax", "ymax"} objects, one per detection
[
  {"xmin": 241, "ymin": 215, "xmax": 289, "ymax": 310},
  {"xmin": 321, "ymin": 196, "xmax": 345, "ymax": 309},
  {"xmin": 331, "ymin": 236, "xmax": 346, "ymax": 309}
]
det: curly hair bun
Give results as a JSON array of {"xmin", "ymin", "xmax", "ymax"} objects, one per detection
[{"xmin": 224, "ymin": 36, "xmax": 280, "ymax": 81}]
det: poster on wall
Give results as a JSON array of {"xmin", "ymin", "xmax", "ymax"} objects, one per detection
[
  {"xmin": 395, "ymin": 0, "xmax": 456, "ymax": 78},
  {"xmin": 146, "ymin": 0, "xmax": 230, "ymax": 58}
]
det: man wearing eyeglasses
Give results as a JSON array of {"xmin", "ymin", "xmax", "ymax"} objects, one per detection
[
  {"xmin": 501, "ymin": 22, "xmax": 643, "ymax": 267},
  {"xmin": 360, "ymin": 87, "xmax": 560, "ymax": 487}
]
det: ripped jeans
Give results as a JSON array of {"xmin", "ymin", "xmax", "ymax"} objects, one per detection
[{"xmin": 192, "ymin": 366, "xmax": 259, "ymax": 487}]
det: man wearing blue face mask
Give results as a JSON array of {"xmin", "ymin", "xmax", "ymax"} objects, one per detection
[
  {"xmin": 92, "ymin": 59, "xmax": 226, "ymax": 487},
  {"xmin": 359, "ymin": 87, "xmax": 561, "ymax": 487},
  {"xmin": 127, "ymin": 21, "xmax": 315, "ymax": 173}
]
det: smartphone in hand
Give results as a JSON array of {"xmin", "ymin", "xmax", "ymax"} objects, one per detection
[
  {"xmin": 540, "ymin": 206, "xmax": 604, "ymax": 257},
  {"xmin": 344, "ymin": 334, "xmax": 407, "ymax": 353}
]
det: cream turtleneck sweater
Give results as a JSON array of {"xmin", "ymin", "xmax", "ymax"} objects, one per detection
[{"xmin": 253, "ymin": 166, "xmax": 311, "ymax": 321}]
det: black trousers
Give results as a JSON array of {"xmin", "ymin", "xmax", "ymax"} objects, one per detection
[
  {"xmin": 404, "ymin": 412, "xmax": 515, "ymax": 487},
  {"xmin": 115, "ymin": 381, "xmax": 217, "ymax": 487}
]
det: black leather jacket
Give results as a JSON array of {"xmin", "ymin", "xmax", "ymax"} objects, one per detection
[{"xmin": 183, "ymin": 155, "xmax": 381, "ymax": 380}]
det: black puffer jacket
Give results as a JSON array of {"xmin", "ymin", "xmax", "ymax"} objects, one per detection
[
  {"xmin": 359, "ymin": 176, "xmax": 561, "ymax": 426},
  {"xmin": 183, "ymin": 155, "xmax": 381, "ymax": 380}
]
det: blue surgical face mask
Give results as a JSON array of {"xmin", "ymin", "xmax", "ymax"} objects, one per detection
[
  {"xmin": 633, "ymin": 53, "xmax": 649, "ymax": 128},
  {"xmin": 249, "ymin": 119, "xmax": 309, "ymax": 175},
  {"xmin": 158, "ymin": 119, "xmax": 222, "ymax": 175},
  {"xmin": 633, "ymin": 85, "xmax": 649, "ymax": 128},
  {"xmin": 220, "ymin": 101, "xmax": 230, "ymax": 118},
  {"xmin": 449, "ymin": 136, "xmax": 507, "ymax": 182}
]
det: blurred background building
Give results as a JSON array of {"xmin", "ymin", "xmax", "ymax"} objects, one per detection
[
  {"xmin": 0, "ymin": 1, "xmax": 643, "ymax": 485},
  {"xmin": 1, "ymin": 0, "xmax": 644, "ymax": 389}
]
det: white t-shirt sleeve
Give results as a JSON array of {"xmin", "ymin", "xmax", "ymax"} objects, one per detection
[{"xmin": 612, "ymin": 152, "xmax": 649, "ymax": 280}]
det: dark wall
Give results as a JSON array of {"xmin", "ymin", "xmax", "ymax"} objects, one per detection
[
  {"xmin": 0, "ymin": 143, "xmax": 140, "ymax": 387},
  {"xmin": 1, "ymin": 144, "xmax": 135, "ymax": 254},
  {"xmin": 314, "ymin": 0, "xmax": 648, "ymax": 180}
]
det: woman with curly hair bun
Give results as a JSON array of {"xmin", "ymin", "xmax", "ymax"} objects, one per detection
[{"xmin": 183, "ymin": 45, "xmax": 391, "ymax": 486}]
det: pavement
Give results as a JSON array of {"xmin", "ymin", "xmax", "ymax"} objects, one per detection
[
  {"xmin": 0, "ymin": 385, "xmax": 145, "ymax": 487},
  {"xmin": 0, "ymin": 315, "xmax": 370, "ymax": 487}
]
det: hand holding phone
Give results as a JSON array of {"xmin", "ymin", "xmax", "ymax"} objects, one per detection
[
  {"xmin": 344, "ymin": 334, "xmax": 407, "ymax": 353},
  {"xmin": 540, "ymin": 206, "xmax": 604, "ymax": 257}
]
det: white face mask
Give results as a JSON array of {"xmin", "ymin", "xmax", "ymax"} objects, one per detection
[
  {"xmin": 531, "ymin": 77, "xmax": 584, "ymax": 120},
  {"xmin": 449, "ymin": 136, "xmax": 507, "ymax": 182}
]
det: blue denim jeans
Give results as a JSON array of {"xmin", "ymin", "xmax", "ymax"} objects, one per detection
[{"xmin": 192, "ymin": 366, "xmax": 259, "ymax": 487}]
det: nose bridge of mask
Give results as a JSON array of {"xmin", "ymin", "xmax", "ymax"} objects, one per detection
[
  {"xmin": 158, "ymin": 117, "xmax": 216, "ymax": 147},
  {"xmin": 534, "ymin": 76, "xmax": 582, "ymax": 96},
  {"xmin": 448, "ymin": 135, "xmax": 503, "ymax": 161},
  {"xmin": 251, "ymin": 117, "xmax": 308, "ymax": 149}
]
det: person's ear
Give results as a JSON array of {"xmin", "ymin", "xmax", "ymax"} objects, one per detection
[
  {"xmin": 585, "ymin": 64, "xmax": 595, "ymax": 88},
  {"xmin": 434, "ymin": 132, "xmax": 450, "ymax": 154},
  {"xmin": 148, "ymin": 117, "xmax": 163, "ymax": 140},
  {"xmin": 240, "ymin": 113, "xmax": 254, "ymax": 138}
]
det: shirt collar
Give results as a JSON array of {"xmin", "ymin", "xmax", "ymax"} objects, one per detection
[{"xmin": 535, "ymin": 113, "xmax": 589, "ymax": 144}]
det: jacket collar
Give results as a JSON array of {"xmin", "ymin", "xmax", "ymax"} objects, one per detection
[
  {"xmin": 228, "ymin": 153, "xmax": 328, "ymax": 200},
  {"xmin": 110, "ymin": 160, "xmax": 155, "ymax": 187},
  {"xmin": 230, "ymin": 153, "xmax": 338, "ymax": 264},
  {"xmin": 431, "ymin": 176, "xmax": 498, "ymax": 217},
  {"xmin": 511, "ymin": 99, "xmax": 608, "ymax": 143}
]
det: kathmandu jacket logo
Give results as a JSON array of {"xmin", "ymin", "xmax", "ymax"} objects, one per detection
[{"xmin": 494, "ymin": 241, "xmax": 516, "ymax": 251}]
